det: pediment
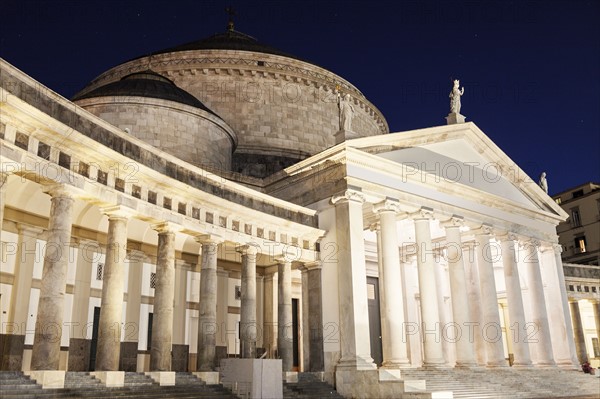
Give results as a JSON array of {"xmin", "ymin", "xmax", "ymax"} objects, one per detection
[{"xmin": 344, "ymin": 123, "xmax": 566, "ymax": 219}]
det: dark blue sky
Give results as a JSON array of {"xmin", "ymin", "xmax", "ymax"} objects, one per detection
[{"xmin": 1, "ymin": 0, "xmax": 598, "ymax": 195}]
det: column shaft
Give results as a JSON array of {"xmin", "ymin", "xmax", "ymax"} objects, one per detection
[
  {"xmin": 413, "ymin": 210, "xmax": 445, "ymax": 366},
  {"xmin": 0, "ymin": 172, "xmax": 7, "ymax": 233},
  {"xmin": 263, "ymin": 273, "xmax": 277, "ymax": 358},
  {"xmin": 301, "ymin": 267, "xmax": 310, "ymax": 370},
  {"xmin": 569, "ymin": 301, "xmax": 588, "ymax": 364},
  {"xmin": 196, "ymin": 239, "xmax": 219, "ymax": 371},
  {"xmin": 376, "ymin": 204, "xmax": 410, "ymax": 368},
  {"xmin": 593, "ymin": 301, "xmax": 600, "ymax": 353},
  {"xmin": 31, "ymin": 186, "xmax": 75, "ymax": 370},
  {"xmin": 521, "ymin": 241, "xmax": 555, "ymax": 367},
  {"xmin": 474, "ymin": 230, "xmax": 507, "ymax": 367},
  {"xmin": 302, "ymin": 262, "xmax": 324, "ymax": 372},
  {"xmin": 150, "ymin": 228, "xmax": 176, "ymax": 371},
  {"xmin": 464, "ymin": 242, "xmax": 486, "ymax": 366},
  {"xmin": 96, "ymin": 215, "xmax": 129, "ymax": 371},
  {"xmin": 444, "ymin": 221, "xmax": 477, "ymax": 367},
  {"xmin": 239, "ymin": 246, "xmax": 258, "ymax": 358},
  {"xmin": 331, "ymin": 191, "xmax": 375, "ymax": 370},
  {"xmin": 500, "ymin": 236, "xmax": 532, "ymax": 367},
  {"xmin": 278, "ymin": 260, "xmax": 293, "ymax": 371}
]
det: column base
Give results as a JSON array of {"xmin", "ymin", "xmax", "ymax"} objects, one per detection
[
  {"xmin": 192, "ymin": 371, "xmax": 219, "ymax": 385},
  {"xmin": 24, "ymin": 370, "xmax": 65, "ymax": 389},
  {"xmin": 283, "ymin": 371, "xmax": 298, "ymax": 383},
  {"xmin": 556, "ymin": 360, "xmax": 579, "ymax": 370},
  {"xmin": 336, "ymin": 355, "xmax": 377, "ymax": 371},
  {"xmin": 511, "ymin": 362, "xmax": 534, "ymax": 369},
  {"xmin": 91, "ymin": 371, "xmax": 125, "ymax": 387},
  {"xmin": 454, "ymin": 362, "xmax": 480, "ymax": 369},
  {"xmin": 145, "ymin": 371, "xmax": 175, "ymax": 386},
  {"xmin": 485, "ymin": 361, "xmax": 509, "ymax": 368},
  {"xmin": 534, "ymin": 361, "xmax": 557, "ymax": 369}
]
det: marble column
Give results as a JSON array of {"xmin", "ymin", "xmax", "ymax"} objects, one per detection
[
  {"xmin": 216, "ymin": 269, "xmax": 230, "ymax": 353},
  {"xmin": 592, "ymin": 300, "xmax": 600, "ymax": 354},
  {"xmin": 122, "ymin": 250, "xmax": 144, "ymax": 371},
  {"xmin": 196, "ymin": 234, "xmax": 222, "ymax": 371},
  {"xmin": 412, "ymin": 207, "xmax": 445, "ymax": 367},
  {"xmin": 474, "ymin": 225, "xmax": 507, "ymax": 367},
  {"xmin": 150, "ymin": 223, "xmax": 177, "ymax": 371},
  {"xmin": 4, "ymin": 225, "xmax": 43, "ymax": 370},
  {"xmin": 277, "ymin": 257, "xmax": 293, "ymax": 371},
  {"xmin": 301, "ymin": 261, "xmax": 324, "ymax": 372},
  {"xmin": 172, "ymin": 260, "xmax": 189, "ymax": 371},
  {"xmin": 237, "ymin": 244, "xmax": 258, "ymax": 359},
  {"xmin": 68, "ymin": 239, "xmax": 97, "ymax": 371},
  {"xmin": 552, "ymin": 244, "xmax": 581, "ymax": 368},
  {"xmin": 300, "ymin": 265, "xmax": 310, "ymax": 371},
  {"xmin": 374, "ymin": 200, "xmax": 410, "ymax": 368},
  {"xmin": 330, "ymin": 190, "xmax": 376, "ymax": 370},
  {"xmin": 95, "ymin": 209, "xmax": 129, "ymax": 371},
  {"xmin": 0, "ymin": 172, "xmax": 8, "ymax": 233},
  {"xmin": 521, "ymin": 240, "xmax": 555, "ymax": 367},
  {"xmin": 263, "ymin": 270, "xmax": 277, "ymax": 358},
  {"xmin": 31, "ymin": 185, "xmax": 75, "ymax": 371},
  {"xmin": 463, "ymin": 241, "xmax": 486, "ymax": 366},
  {"xmin": 441, "ymin": 216, "xmax": 478, "ymax": 367},
  {"xmin": 569, "ymin": 300, "xmax": 588, "ymax": 364},
  {"xmin": 499, "ymin": 234, "xmax": 532, "ymax": 367}
]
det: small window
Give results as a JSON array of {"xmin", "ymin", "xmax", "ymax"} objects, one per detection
[
  {"xmin": 79, "ymin": 162, "xmax": 90, "ymax": 178},
  {"xmin": 97, "ymin": 170, "xmax": 108, "ymax": 185},
  {"xmin": 568, "ymin": 285, "xmax": 574, "ymax": 291},
  {"xmin": 15, "ymin": 132, "xmax": 29, "ymax": 150},
  {"xmin": 235, "ymin": 285, "xmax": 241, "ymax": 300},
  {"xmin": 163, "ymin": 197, "xmax": 171, "ymax": 210},
  {"xmin": 554, "ymin": 197, "xmax": 562, "ymax": 205},
  {"xmin": 148, "ymin": 191, "xmax": 157, "ymax": 204},
  {"xmin": 206, "ymin": 212, "xmax": 213, "ymax": 224},
  {"xmin": 38, "ymin": 142, "xmax": 50, "ymax": 159},
  {"xmin": 571, "ymin": 208, "xmax": 582, "ymax": 227},
  {"xmin": 584, "ymin": 286, "xmax": 590, "ymax": 292},
  {"xmin": 592, "ymin": 287, "xmax": 597, "ymax": 293},
  {"xmin": 96, "ymin": 263, "xmax": 104, "ymax": 281},
  {"xmin": 219, "ymin": 216, "xmax": 227, "ymax": 228},
  {"xmin": 192, "ymin": 207, "xmax": 200, "ymax": 220},
  {"xmin": 150, "ymin": 272, "xmax": 156, "ymax": 289},
  {"xmin": 178, "ymin": 202, "xmax": 187, "ymax": 215},
  {"xmin": 257, "ymin": 61, "xmax": 265, "ymax": 66},
  {"xmin": 572, "ymin": 189, "xmax": 584, "ymax": 199},
  {"xmin": 232, "ymin": 221, "xmax": 240, "ymax": 232},
  {"xmin": 58, "ymin": 152, "xmax": 71, "ymax": 169},
  {"xmin": 132, "ymin": 185, "xmax": 141, "ymax": 199},
  {"xmin": 115, "ymin": 178, "xmax": 125, "ymax": 192}
]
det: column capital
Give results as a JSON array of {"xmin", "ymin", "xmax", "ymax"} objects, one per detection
[
  {"xmin": 16, "ymin": 223, "xmax": 44, "ymax": 237},
  {"xmin": 552, "ymin": 243, "xmax": 563, "ymax": 253},
  {"xmin": 152, "ymin": 221, "xmax": 181, "ymax": 234},
  {"xmin": 331, "ymin": 189, "xmax": 365, "ymax": 205},
  {"xmin": 519, "ymin": 238, "xmax": 540, "ymax": 249},
  {"xmin": 302, "ymin": 260, "xmax": 322, "ymax": 271},
  {"xmin": 372, "ymin": 198, "xmax": 402, "ymax": 214},
  {"xmin": 472, "ymin": 223, "xmax": 494, "ymax": 236},
  {"xmin": 409, "ymin": 206, "xmax": 434, "ymax": 220},
  {"xmin": 100, "ymin": 205, "xmax": 134, "ymax": 219},
  {"xmin": 195, "ymin": 233, "xmax": 224, "ymax": 245},
  {"xmin": 440, "ymin": 215, "xmax": 465, "ymax": 229},
  {"xmin": 41, "ymin": 183, "xmax": 78, "ymax": 199},
  {"xmin": 126, "ymin": 249, "xmax": 147, "ymax": 263},
  {"xmin": 497, "ymin": 232, "xmax": 519, "ymax": 243},
  {"xmin": 368, "ymin": 222, "xmax": 380, "ymax": 232},
  {"xmin": 236, "ymin": 244, "xmax": 260, "ymax": 256}
]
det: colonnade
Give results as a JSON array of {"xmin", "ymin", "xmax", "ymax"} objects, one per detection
[{"xmin": 331, "ymin": 189, "xmax": 580, "ymax": 370}]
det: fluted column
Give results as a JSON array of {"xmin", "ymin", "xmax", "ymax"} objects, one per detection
[
  {"xmin": 263, "ymin": 270, "xmax": 277, "ymax": 358},
  {"xmin": 196, "ymin": 234, "xmax": 222, "ymax": 371},
  {"xmin": 499, "ymin": 233, "xmax": 532, "ymax": 367},
  {"xmin": 277, "ymin": 256, "xmax": 293, "ymax": 371},
  {"xmin": 520, "ymin": 240, "xmax": 555, "ymax": 367},
  {"xmin": 150, "ymin": 223, "xmax": 178, "ymax": 371},
  {"xmin": 31, "ymin": 185, "xmax": 75, "ymax": 370},
  {"xmin": 441, "ymin": 216, "xmax": 477, "ymax": 367},
  {"xmin": 331, "ymin": 190, "xmax": 376, "ymax": 370},
  {"xmin": 463, "ymin": 240, "xmax": 486, "ymax": 366},
  {"xmin": 95, "ymin": 208, "xmax": 130, "ymax": 371},
  {"xmin": 237, "ymin": 244, "xmax": 259, "ymax": 359},
  {"xmin": 569, "ymin": 300, "xmax": 588, "ymax": 364},
  {"xmin": 300, "ymin": 261, "xmax": 324, "ymax": 371},
  {"xmin": 473, "ymin": 225, "xmax": 507, "ymax": 367},
  {"xmin": 412, "ymin": 207, "xmax": 445, "ymax": 367},
  {"xmin": 551, "ymin": 244, "xmax": 580, "ymax": 368},
  {"xmin": 593, "ymin": 300, "xmax": 600, "ymax": 354},
  {"xmin": 374, "ymin": 199, "xmax": 410, "ymax": 368}
]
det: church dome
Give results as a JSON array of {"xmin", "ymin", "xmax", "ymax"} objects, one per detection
[
  {"xmin": 74, "ymin": 26, "xmax": 389, "ymax": 178},
  {"xmin": 73, "ymin": 70, "xmax": 216, "ymax": 114}
]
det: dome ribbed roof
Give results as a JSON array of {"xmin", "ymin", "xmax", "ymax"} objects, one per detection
[
  {"xmin": 73, "ymin": 70, "xmax": 218, "ymax": 115},
  {"xmin": 146, "ymin": 29, "xmax": 305, "ymax": 62}
]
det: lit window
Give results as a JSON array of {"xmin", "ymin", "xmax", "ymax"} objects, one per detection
[
  {"xmin": 575, "ymin": 236, "xmax": 587, "ymax": 253},
  {"xmin": 555, "ymin": 197, "xmax": 562, "ymax": 205},
  {"xmin": 96, "ymin": 263, "xmax": 104, "ymax": 280}
]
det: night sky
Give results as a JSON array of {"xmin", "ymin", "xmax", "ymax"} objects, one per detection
[{"xmin": 1, "ymin": 0, "xmax": 598, "ymax": 196}]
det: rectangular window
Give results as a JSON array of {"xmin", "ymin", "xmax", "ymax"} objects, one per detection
[
  {"xmin": 593, "ymin": 338, "xmax": 600, "ymax": 358},
  {"xmin": 555, "ymin": 197, "xmax": 562, "ymax": 205},
  {"xmin": 571, "ymin": 208, "xmax": 582, "ymax": 227},
  {"xmin": 96, "ymin": 263, "xmax": 104, "ymax": 281},
  {"xmin": 572, "ymin": 189, "xmax": 584, "ymax": 199},
  {"xmin": 150, "ymin": 272, "xmax": 156, "ymax": 289},
  {"xmin": 575, "ymin": 236, "xmax": 587, "ymax": 253}
]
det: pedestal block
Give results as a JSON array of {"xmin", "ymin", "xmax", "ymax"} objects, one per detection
[{"xmin": 220, "ymin": 358, "xmax": 282, "ymax": 399}]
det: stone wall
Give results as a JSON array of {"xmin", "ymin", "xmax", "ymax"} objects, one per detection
[{"xmin": 76, "ymin": 97, "xmax": 236, "ymax": 171}]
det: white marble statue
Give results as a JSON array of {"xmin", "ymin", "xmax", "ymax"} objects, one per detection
[
  {"xmin": 449, "ymin": 79, "xmax": 465, "ymax": 114},
  {"xmin": 539, "ymin": 172, "xmax": 548, "ymax": 194},
  {"xmin": 338, "ymin": 93, "xmax": 354, "ymax": 131}
]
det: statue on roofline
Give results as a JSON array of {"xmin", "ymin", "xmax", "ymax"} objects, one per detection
[
  {"xmin": 539, "ymin": 172, "xmax": 548, "ymax": 194},
  {"xmin": 449, "ymin": 79, "xmax": 465, "ymax": 114}
]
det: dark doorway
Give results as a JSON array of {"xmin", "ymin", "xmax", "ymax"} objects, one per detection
[
  {"xmin": 89, "ymin": 306, "xmax": 101, "ymax": 371},
  {"xmin": 292, "ymin": 298, "xmax": 299, "ymax": 369},
  {"xmin": 367, "ymin": 277, "xmax": 383, "ymax": 366},
  {"xmin": 147, "ymin": 313, "xmax": 153, "ymax": 350}
]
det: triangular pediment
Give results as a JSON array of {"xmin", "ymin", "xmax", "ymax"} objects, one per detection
[{"xmin": 343, "ymin": 122, "xmax": 567, "ymax": 219}]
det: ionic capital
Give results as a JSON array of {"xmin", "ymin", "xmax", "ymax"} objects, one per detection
[
  {"xmin": 302, "ymin": 260, "xmax": 322, "ymax": 271},
  {"xmin": 42, "ymin": 183, "xmax": 78, "ymax": 199},
  {"xmin": 152, "ymin": 221, "xmax": 181, "ymax": 235},
  {"xmin": 331, "ymin": 189, "xmax": 365, "ymax": 205},
  {"xmin": 552, "ymin": 243, "xmax": 563, "ymax": 254},
  {"xmin": 497, "ymin": 232, "xmax": 519, "ymax": 243},
  {"xmin": 373, "ymin": 199, "xmax": 402, "ymax": 215},
  {"xmin": 440, "ymin": 215, "xmax": 465, "ymax": 229},
  {"xmin": 368, "ymin": 222, "xmax": 380, "ymax": 232},
  {"xmin": 473, "ymin": 223, "xmax": 494, "ymax": 236},
  {"xmin": 100, "ymin": 205, "xmax": 134, "ymax": 219},
  {"xmin": 410, "ymin": 206, "xmax": 434, "ymax": 221},
  {"xmin": 195, "ymin": 233, "xmax": 224, "ymax": 245},
  {"xmin": 236, "ymin": 244, "xmax": 260, "ymax": 256}
]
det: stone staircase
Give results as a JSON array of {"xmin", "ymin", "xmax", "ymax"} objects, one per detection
[
  {"xmin": 283, "ymin": 372, "xmax": 345, "ymax": 398},
  {"xmin": 0, "ymin": 371, "xmax": 238, "ymax": 398},
  {"xmin": 399, "ymin": 367, "xmax": 600, "ymax": 399}
]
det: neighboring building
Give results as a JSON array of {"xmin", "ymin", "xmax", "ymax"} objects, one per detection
[
  {"xmin": 0, "ymin": 23, "xmax": 594, "ymax": 398},
  {"xmin": 553, "ymin": 182, "xmax": 600, "ymax": 265}
]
